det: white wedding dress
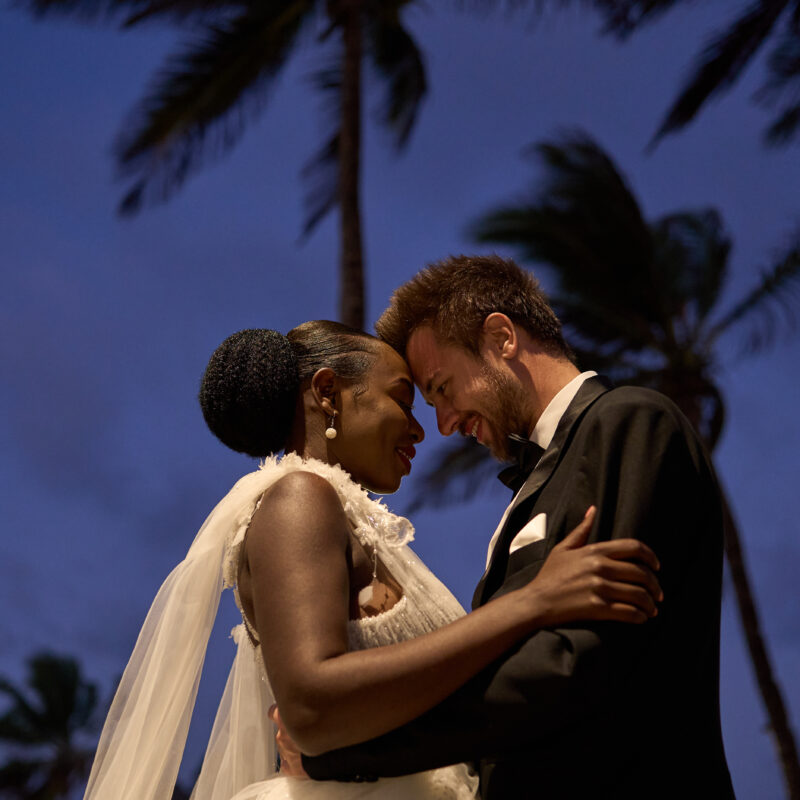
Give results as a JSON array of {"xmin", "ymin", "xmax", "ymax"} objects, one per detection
[
  {"xmin": 84, "ymin": 454, "xmax": 478, "ymax": 800},
  {"xmin": 224, "ymin": 456, "xmax": 479, "ymax": 800}
]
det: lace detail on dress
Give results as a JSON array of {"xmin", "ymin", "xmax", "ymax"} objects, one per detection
[
  {"xmin": 348, "ymin": 595, "xmax": 409, "ymax": 649},
  {"xmin": 222, "ymin": 453, "xmax": 416, "ymax": 593}
]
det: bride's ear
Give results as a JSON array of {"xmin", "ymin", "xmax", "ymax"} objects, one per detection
[{"xmin": 310, "ymin": 367, "xmax": 338, "ymax": 417}]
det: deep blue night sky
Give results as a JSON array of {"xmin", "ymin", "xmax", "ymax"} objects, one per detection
[{"xmin": 1, "ymin": 4, "xmax": 799, "ymax": 798}]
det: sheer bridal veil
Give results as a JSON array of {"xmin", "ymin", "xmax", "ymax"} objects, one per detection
[{"xmin": 84, "ymin": 468, "xmax": 278, "ymax": 800}]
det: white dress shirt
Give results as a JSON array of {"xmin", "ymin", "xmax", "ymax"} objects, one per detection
[{"xmin": 484, "ymin": 371, "xmax": 597, "ymax": 568}]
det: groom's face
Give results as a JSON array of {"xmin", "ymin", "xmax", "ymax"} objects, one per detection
[{"xmin": 406, "ymin": 325, "xmax": 531, "ymax": 462}]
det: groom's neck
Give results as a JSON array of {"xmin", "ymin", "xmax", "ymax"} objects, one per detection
[{"xmin": 516, "ymin": 347, "xmax": 582, "ymax": 433}]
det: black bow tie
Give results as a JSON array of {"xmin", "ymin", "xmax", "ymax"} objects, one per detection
[{"xmin": 497, "ymin": 434, "xmax": 545, "ymax": 492}]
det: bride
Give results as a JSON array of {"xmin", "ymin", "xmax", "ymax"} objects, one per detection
[{"xmin": 83, "ymin": 321, "xmax": 661, "ymax": 800}]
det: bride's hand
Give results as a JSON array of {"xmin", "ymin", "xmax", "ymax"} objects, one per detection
[
  {"xmin": 269, "ymin": 704, "xmax": 308, "ymax": 779},
  {"xmin": 527, "ymin": 507, "xmax": 663, "ymax": 627}
]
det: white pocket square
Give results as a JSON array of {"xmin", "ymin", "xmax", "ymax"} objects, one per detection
[{"xmin": 508, "ymin": 513, "xmax": 547, "ymax": 554}]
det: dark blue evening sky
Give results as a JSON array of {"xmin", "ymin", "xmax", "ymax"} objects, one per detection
[{"xmin": 1, "ymin": 4, "xmax": 799, "ymax": 797}]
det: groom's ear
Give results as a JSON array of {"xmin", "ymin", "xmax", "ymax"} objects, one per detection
[
  {"xmin": 481, "ymin": 313, "xmax": 518, "ymax": 361},
  {"xmin": 310, "ymin": 367, "xmax": 339, "ymax": 416}
]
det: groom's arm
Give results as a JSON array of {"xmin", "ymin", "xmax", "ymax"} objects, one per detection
[{"xmin": 303, "ymin": 389, "xmax": 723, "ymax": 780}]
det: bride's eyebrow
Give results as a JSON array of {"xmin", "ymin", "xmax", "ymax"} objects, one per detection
[{"xmin": 391, "ymin": 377, "xmax": 415, "ymax": 401}]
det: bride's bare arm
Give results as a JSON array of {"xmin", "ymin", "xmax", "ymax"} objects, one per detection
[{"xmin": 245, "ymin": 471, "xmax": 661, "ymax": 756}]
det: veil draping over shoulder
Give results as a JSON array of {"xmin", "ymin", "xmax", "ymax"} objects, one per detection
[{"xmin": 84, "ymin": 468, "xmax": 280, "ymax": 800}]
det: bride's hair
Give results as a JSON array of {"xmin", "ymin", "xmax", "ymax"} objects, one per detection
[{"xmin": 199, "ymin": 321, "xmax": 382, "ymax": 457}]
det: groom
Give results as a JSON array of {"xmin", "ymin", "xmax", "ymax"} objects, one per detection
[{"xmin": 302, "ymin": 255, "xmax": 734, "ymax": 798}]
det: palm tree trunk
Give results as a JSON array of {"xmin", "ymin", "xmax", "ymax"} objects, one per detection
[
  {"xmin": 338, "ymin": 0, "xmax": 365, "ymax": 329},
  {"xmin": 719, "ymin": 483, "xmax": 800, "ymax": 799}
]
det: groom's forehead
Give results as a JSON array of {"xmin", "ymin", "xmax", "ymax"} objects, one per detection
[
  {"xmin": 406, "ymin": 326, "xmax": 477, "ymax": 390},
  {"xmin": 406, "ymin": 326, "xmax": 445, "ymax": 389}
]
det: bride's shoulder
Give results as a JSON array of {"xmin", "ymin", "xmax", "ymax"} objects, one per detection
[
  {"xmin": 254, "ymin": 455, "xmax": 363, "ymax": 516},
  {"xmin": 262, "ymin": 468, "xmax": 342, "ymax": 508},
  {"xmin": 247, "ymin": 465, "xmax": 350, "ymax": 550}
]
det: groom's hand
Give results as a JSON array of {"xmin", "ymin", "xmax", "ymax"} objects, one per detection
[
  {"xmin": 269, "ymin": 704, "xmax": 308, "ymax": 778},
  {"xmin": 528, "ymin": 507, "xmax": 663, "ymax": 627}
]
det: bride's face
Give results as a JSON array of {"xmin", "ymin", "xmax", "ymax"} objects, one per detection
[{"xmin": 329, "ymin": 344, "xmax": 424, "ymax": 494}]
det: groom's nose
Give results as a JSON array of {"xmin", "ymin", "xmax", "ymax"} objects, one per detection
[{"xmin": 434, "ymin": 401, "xmax": 459, "ymax": 437}]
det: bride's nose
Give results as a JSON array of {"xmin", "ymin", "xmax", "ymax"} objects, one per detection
[{"xmin": 409, "ymin": 412, "xmax": 424, "ymax": 444}]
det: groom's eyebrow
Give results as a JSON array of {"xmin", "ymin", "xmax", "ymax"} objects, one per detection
[{"xmin": 422, "ymin": 372, "xmax": 440, "ymax": 403}]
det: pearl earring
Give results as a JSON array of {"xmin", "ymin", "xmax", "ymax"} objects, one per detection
[{"xmin": 325, "ymin": 413, "xmax": 338, "ymax": 440}]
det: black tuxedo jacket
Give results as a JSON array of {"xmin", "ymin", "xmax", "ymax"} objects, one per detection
[{"xmin": 304, "ymin": 377, "xmax": 734, "ymax": 798}]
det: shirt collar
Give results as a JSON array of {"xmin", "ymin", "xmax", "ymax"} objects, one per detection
[{"xmin": 530, "ymin": 371, "xmax": 597, "ymax": 450}]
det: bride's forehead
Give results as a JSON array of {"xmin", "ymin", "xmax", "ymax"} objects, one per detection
[{"xmin": 370, "ymin": 342, "xmax": 411, "ymax": 375}]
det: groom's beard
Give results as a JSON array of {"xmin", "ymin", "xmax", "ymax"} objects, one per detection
[{"xmin": 478, "ymin": 361, "xmax": 532, "ymax": 463}]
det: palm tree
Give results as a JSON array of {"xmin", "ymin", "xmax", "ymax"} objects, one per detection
[
  {"xmin": 588, "ymin": 0, "xmax": 800, "ymax": 146},
  {"xmin": 415, "ymin": 131, "xmax": 800, "ymax": 797},
  {"xmin": 24, "ymin": 0, "xmax": 428, "ymax": 329},
  {"xmin": 0, "ymin": 652, "xmax": 99, "ymax": 799}
]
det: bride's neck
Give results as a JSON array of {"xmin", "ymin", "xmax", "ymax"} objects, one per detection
[
  {"xmin": 286, "ymin": 438, "xmax": 330, "ymax": 464},
  {"xmin": 284, "ymin": 411, "xmax": 331, "ymax": 465},
  {"xmin": 284, "ymin": 390, "xmax": 345, "ymax": 466}
]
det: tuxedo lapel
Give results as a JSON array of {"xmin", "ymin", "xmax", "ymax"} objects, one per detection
[
  {"xmin": 511, "ymin": 375, "xmax": 612, "ymax": 510},
  {"xmin": 472, "ymin": 375, "xmax": 613, "ymax": 608}
]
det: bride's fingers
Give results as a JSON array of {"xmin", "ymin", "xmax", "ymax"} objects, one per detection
[
  {"xmin": 590, "ymin": 538, "xmax": 660, "ymax": 572},
  {"xmin": 596, "ymin": 602, "xmax": 650, "ymax": 624},
  {"xmin": 596, "ymin": 560, "xmax": 662, "ymax": 602},
  {"xmin": 557, "ymin": 506, "xmax": 597, "ymax": 550},
  {"xmin": 597, "ymin": 580, "xmax": 659, "ymax": 617}
]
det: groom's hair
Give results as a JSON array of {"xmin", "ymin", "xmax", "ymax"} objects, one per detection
[{"xmin": 375, "ymin": 254, "xmax": 572, "ymax": 360}]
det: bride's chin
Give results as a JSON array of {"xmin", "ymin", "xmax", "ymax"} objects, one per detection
[
  {"xmin": 369, "ymin": 480, "xmax": 402, "ymax": 495},
  {"xmin": 363, "ymin": 473, "xmax": 402, "ymax": 495},
  {"xmin": 349, "ymin": 468, "xmax": 400, "ymax": 495}
]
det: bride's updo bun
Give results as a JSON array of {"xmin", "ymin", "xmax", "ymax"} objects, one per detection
[
  {"xmin": 200, "ymin": 329, "xmax": 299, "ymax": 457},
  {"xmin": 200, "ymin": 321, "xmax": 382, "ymax": 457}
]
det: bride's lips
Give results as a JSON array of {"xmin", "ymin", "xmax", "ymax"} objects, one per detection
[{"xmin": 396, "ymin": 445, "xmax": 416, "ymax": 474}]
